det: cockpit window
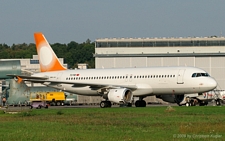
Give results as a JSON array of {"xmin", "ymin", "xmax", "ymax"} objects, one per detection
[
  {"xmin": 192, "ymin": 73, "xmax": 197, "ymax": 77},
  {"xmin": 201, "ymin": 73, "xmax": 210, "ymax": 77},
  {"xmin": 192, "ymin": 73, "xmax": 210, "ymax": 77}
]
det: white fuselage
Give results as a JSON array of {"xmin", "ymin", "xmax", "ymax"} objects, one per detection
[{"xmin": 33, "ymin": 67, "xmax": 217, "ymax": 97}]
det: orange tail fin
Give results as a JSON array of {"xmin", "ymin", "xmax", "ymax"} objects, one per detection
[{"xmin": 34, "ymin": 32, "xmax": 66, "ymax": 72}]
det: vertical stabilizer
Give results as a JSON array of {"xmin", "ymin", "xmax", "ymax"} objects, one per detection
[{"xmin": 34, "ymin": 32, "xmax": 66, "ymax": 72}]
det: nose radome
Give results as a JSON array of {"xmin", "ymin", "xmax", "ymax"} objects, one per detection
[{"xmin": 209, "ymin": 78, "xmax": 217, "ymax": 89}]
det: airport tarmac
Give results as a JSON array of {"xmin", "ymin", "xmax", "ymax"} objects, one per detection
[
  {"xmin": 0, "ymin": 103, "xmax": 177, "ymax": 111},
  {"xmin": 0, "ymin": 102, "xmax": 222, "ymax": 113}
]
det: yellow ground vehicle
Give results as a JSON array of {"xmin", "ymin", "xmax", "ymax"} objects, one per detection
[
  {"xmin": 30, "ymin": 92, "xmax": 65, "ymax": 108},
  {"xmin": 45, "ymin": 92, "xmax": 65, "ymax": 106}
]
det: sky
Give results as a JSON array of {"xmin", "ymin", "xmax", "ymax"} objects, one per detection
[{"xmin": 0, "ymin": 1, "xmax": 225, "ymax": 45}]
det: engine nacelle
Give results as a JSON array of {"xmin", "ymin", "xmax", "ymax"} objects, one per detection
[
  {"xmin": 106, "ymin": 88, "xmax": 133, "ymax": 104},
  {"xmin": 156, "ymin": 94, "xmax": 184, "ymax": 104}
]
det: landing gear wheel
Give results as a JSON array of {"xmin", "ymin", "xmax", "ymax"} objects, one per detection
[
  {"xmin": 186, "ymin": 103, "xmax": 190, "ymax": 107},
  {"xmin": 216, "ymin": 100, "xmax": 221, "ymax": 106},
  {"xmin": 107, "ymin": 101, "xmax": 112, "ymax": 107},
  {"xmin": 100, "ymin": 101, "xmax": 112, "ymax": 108},
  {"xmin": 141, "ymin": 100, "xmax": 146, "ymax": 107},
  {"xmin": 135, "ymin": 100, "xmax": 146, "ymax": 107},
  {"xmin": 100, "ymin": 101, "xmax": 106, "ymax": 108}
]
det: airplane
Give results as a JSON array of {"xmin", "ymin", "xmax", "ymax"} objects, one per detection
[{"xmin": 8, "ymin": 32, "xmax": 218, "ymax": 108}]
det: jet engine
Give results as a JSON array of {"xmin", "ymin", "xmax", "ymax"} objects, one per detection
[
  {"xmin": 105, "ymin": 88, "xmax": 133, "ymax": 104},
  {"xmin": 156, "ymin": 94, "xmax": 184, "ymax": 104}
]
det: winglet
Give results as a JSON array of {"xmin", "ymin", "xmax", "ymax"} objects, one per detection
[{"xmin": 34, "ymin": 32, "xmax": 66, "ymax": 72}]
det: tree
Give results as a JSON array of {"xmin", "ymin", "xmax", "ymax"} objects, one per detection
[{"xmin": 0, "ymin": 40, "xmax": 96, "ymax": 68}]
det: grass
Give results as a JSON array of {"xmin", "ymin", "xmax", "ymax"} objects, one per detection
[{"xmin": 0, "ymin": 106, "xmax": 225, "ymax": 141}]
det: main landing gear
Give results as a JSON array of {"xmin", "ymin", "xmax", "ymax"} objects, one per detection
[
  {"xmin": 100, "ymin": 101, "xmax": 112, "ymax": 108},
  {"xmin": 135, "ymin": 97, "xmax": 146, "ymax": 107}
]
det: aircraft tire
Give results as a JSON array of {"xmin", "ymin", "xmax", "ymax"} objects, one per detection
[
  {"xmin": 216, "ymin": 100, "xmax": 221, "ymax": 106},
  {"xmin": 135, "ymin": 100, "xmax": 146, "ymax": 107},
  {"xmin": 141, "ymin": 100, "xmax": 146, "ymax": 107},
  {"xmin": 186, "ymin": 103, "xmax": 190, "ymax": 107},
  {"xmin": 107, "ymin": 101, "xmax": 112, "ymax": 107},
  {"xmin": 135, "ymin": 100, "xmax": 141, "ymax": 107},
  {"xmin": 100, "ymin": 101, "xmax": 106, "ymax": 108}
]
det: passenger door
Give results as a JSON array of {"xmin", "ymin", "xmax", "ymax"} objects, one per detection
[{"xmin": 177, "ymin": 69, "xmax": 185, "ymax": 84}]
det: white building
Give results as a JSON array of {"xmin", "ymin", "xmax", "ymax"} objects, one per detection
[{"xmin": 95, "ymin": 36, "xmax": 225, "ymax": 90}]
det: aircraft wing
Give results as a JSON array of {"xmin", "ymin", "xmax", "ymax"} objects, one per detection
[
  {"xmin": 31, "ymin": 79, "xmax": 137, "ymax": 90},
  {"xmin": 6, "ymin": 74, "xmax": 137, "ymax": 90},
  {"xmin": 7, "ymin": 74, "xmax": 48, "ymax": 80}
]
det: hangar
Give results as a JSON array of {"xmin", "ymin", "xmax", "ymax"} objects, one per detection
[{"xmin": 94, "ymin": 36, "xmax": 225, "ymax": 90}]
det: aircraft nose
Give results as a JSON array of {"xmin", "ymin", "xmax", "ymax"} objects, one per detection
[{"xmin": 208, "ymin": 78, "xmax": 217, "ymax": 89}]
